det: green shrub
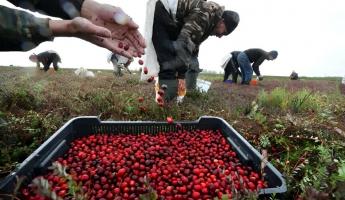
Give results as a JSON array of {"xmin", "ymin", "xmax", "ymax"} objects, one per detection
[
  {"xmin": 89, "ymin": 91, "xmax": 114, "ymax": 113},
  {"xmin": 126, "ymin": 77, "xmax": 140, "ymax": 85},
  {"xmin": 0, "ymin": 86, "xmax": 41, "ymax": 110},
  {"xmin": 186, "ymin": 89, "xmax": 209, "ymax": 101},
  {"xmin": 288, "ymin": 90, "xmax": 319, "ymax": 113},
  {"xmin": 258, "ymin": 88, "xmax": 321, "ymax": 114},
  {"xmin": 257, "ymin": 88, "xmax": 288, "ymax": 111}
]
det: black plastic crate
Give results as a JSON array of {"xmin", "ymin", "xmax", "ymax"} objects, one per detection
[{"xmin": 0, "ymin": 116, "xmax": 286, "ymax": 197}]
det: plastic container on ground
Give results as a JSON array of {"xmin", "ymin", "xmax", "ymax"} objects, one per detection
[
  {"xmin": 250, "ymin": 79, "xmax": 258, "ymax": 86},
  {"xmin": 0, "ymin": 116, "xmax": 287, "ymax": 198},
  {"xmin": 224, "ymin": 80, "xmax": 233, "ymax": 84},
  {"xmin": 196, "ymin": 79, "xmax": 211, "ymax": 92}
]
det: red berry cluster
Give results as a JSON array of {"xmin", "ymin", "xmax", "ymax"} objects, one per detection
[
  {"xmin": 22, "ymin": 129, "xmax": 266, "ymax": 199},
  {"xmin": 118, "ymin": 42, "xmax": 129, "ymax": 51}
]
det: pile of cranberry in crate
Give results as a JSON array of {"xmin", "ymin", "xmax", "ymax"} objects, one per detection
[{"xmin": 22, "ymin": 129, "xmax": 266, "ymax": 200}]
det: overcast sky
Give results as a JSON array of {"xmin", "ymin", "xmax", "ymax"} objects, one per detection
[{"xmin": 0, "ymin": 0, "xmax": 344, "ymax": 77}]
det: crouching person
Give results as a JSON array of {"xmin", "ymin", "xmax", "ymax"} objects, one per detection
[
  {"xmin": 29, "ymin": 50, "xmax": 61, "ymax": 71},
  {"xmin": 290, "ymin": 70, "xmax": 299, "ymax": 80}
]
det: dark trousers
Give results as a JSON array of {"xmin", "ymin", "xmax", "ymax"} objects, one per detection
[
  {"xmin": 237, "ymin": 52, "xmax": 253, "ymax": 84},
  {"xmin": 42, "ymin": 59, "xmax": 59, "ymax": 71},
  {"xmin": 223, "ymin": 57, "xmax": 240, "ymax": 83},
  {"xmin": 152, "ymin": 1, "xmax": 185, "ymax": 80}
]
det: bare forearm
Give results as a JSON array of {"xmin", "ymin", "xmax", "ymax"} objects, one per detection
[{"xmin": 49, "ymin": 20, "xmax": 73, "ymax": 37}]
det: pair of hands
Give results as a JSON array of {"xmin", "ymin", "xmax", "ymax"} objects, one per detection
[{"xmin": 49, "ymin": 0, "xmax": 145, "ymax": 58}]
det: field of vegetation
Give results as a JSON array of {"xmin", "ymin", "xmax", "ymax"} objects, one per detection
[{"xmin": 0, "ymin": 66, "xmax": 344, "ymax": 199}]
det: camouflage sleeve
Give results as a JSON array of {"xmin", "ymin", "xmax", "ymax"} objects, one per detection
[
  {"xmin": 0, "ymin": 5, "xmax": 53, "ymax": 51},
  {"xmin": 179, "ymin": 1, "xmax": 223, "ymax": 46},
  {"xmin": 8, "ymin": 0, "xmax": 85, "ymax": 19},
  {"xmin": 179, "ymin": 10, "xmax": 210, "ymax": 46}
]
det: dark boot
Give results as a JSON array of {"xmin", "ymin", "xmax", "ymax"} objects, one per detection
[
  {"xmin": 185, "ymin": 69, "xmax": 200, "ymax": 90},
  {"xmin": 159, "ymin": 79, "xmax": 178, "ymax": 101}
]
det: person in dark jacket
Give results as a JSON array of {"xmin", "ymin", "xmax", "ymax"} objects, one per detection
[
  {"xmin": 150, "ymin": 0, "xmax": 239, "ymax": 100},
  {"xmin": 0, "ymin": 0, "xmax": 145, "ymax": 58},
  {"xmin": 29, "ymin": 50, "xmax": 61, "ymax": 71},
  {"xmin": 224, "ymin": 48, "xmax": 278, "ymax": 84}
]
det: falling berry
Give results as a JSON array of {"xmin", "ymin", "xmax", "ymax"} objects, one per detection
[
  {"xmin": 143, "ymin": 67, "xmax": 148, "ymax": 74},
  {"xmin": 167, "ymin": 117, "xmax": 174, "ymax": 124},
  {"xmin": 138, "ymin": 97, "xmax": 144, "ymax": 103},
  {"xmin": 157, "ymin": 96, "xmax": 163, "ymax": 103},
  {"xmin": 176, "ymin": 123, "xmax": 182, "ymax": 129},
  {"xmin": 147, "ymin": 76, "xmax": 154, "ymax": 83},
  {"xmin": 138, "ymin": 59, "xmax": 144, "ymax": 65},
  {"xmin": 158, "ymin": 89, "xmax": 165, "ymax": 96},
  {"xmin": 158, "ymin": 102, "xmax": 164, "ymax": 108}
]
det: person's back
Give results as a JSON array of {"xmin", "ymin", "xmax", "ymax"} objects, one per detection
[
  {"xmin": 230, "ymin": 51, "xmax": 241, "ymax": 66},
  {"xmin": 30, "ymin": 50, "xmax": 61, "ymax": 71},
  {"xmin": 238, "ymin": 48, "xmax": 278, "ymax": 83},
  {"xmin": 243, "ymin": 48, "xmax": 268, "ymax": 63}
]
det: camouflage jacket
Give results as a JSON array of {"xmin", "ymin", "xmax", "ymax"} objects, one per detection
[
  {"xmin": 0, "ymin": 0, "xmax": 84, "ymax": 51},
  {"xmin": 0, "ymin": 5, "xmax": 52, "ymax": 51},
  {"xmin": 176, "ymin": 0, "xmax": 224, "ymax": 47}
]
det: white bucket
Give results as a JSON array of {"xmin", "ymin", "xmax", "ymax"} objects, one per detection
[{"xmin": 196, "ymin": 79, "xmax": 211, "ymax": 93}]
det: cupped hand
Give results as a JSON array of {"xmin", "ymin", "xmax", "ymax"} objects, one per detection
[
  {"xmin": 50, "ymin": 17, "xmax": 129, "ymax": 53},
  {"xmin": 80, "ymin": 0, "xmax": 146, "ymax": 58}
]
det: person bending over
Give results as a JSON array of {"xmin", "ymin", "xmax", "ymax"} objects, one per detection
[
  {"xmin": 148, "ymin": 0, "xmax": 239, "ymax": 101},
  {"xmin": 225, "ymin": 48, "xmax": 278, "ymax": 84},
  {"xmin": 29, "ymin": 50, "xmax": 61, "ymax": 71}
]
